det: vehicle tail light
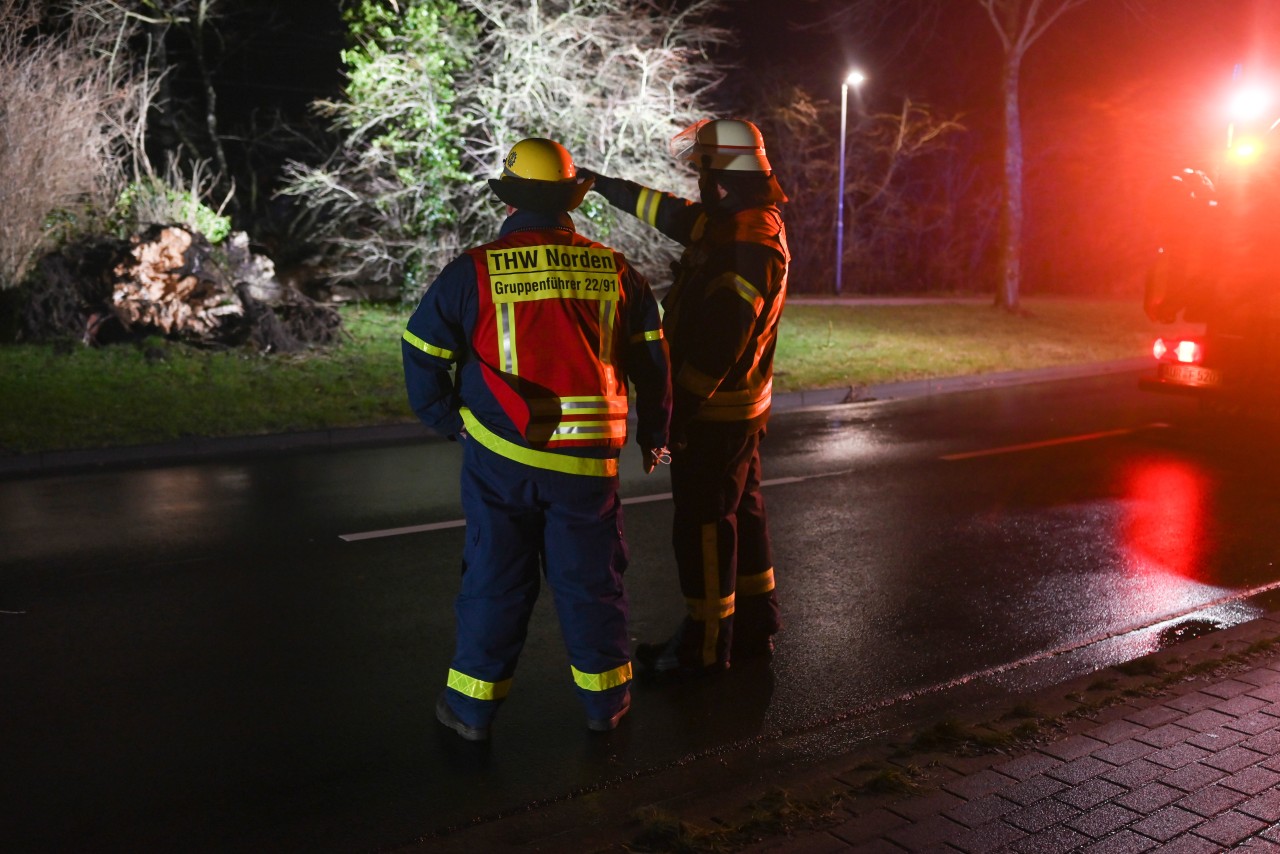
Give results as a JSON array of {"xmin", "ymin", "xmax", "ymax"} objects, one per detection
[{"xmin": 1153, "ymin": 337, "xmax": 1203, "ymax": 364}]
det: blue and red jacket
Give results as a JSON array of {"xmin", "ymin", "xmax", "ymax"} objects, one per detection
[{"xmin": 402, "ymin": 209, "xmax": 671, "ymax": 477}]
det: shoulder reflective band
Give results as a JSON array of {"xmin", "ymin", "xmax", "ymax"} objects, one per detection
[
  {"xmin": 635, "ymin": 187, "xmax": 662, "ymax": 226},
  {"xmin": 737, "ymin": 567, "xmax": 776, "ymax": 596},
  {"xmin": 447, "ymin": 668, "xmax": 512, "ymax": 701},
  {"xmin": 711, "ymin": 272, "xmax": 764, "ymax": 314},
  {"xmin": 630, "ymin": 328, "xmax": 664, "ymax": 344},
  {"xmin": 403, "ymin": 329, "xmax": 456, "ymax": 361},
  {"xmin": 571, "ymin": 662, "xmax": 633, "ymax": 692},
  {"xmin": 460, "ymin": 407, "xmax": 618, "ymax": 477}
]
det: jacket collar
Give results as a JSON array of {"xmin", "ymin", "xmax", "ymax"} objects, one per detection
[{"xmin": 498, "ymin": 209, "xmax": 576, "ymax": 237}]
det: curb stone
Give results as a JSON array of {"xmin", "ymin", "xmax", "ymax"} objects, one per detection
[{"xmin": 0, "ymin": 359, "xmax": 1150, "ymax": 479}]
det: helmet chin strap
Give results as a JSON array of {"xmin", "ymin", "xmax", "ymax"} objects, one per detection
[{"xmin": 698, "ymin": 155, "xmax": 724, "ymax": 210}]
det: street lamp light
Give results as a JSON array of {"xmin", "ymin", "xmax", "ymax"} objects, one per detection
[{"xmin": 835, "ymin": 69, "xmax": 866, "ymax": 295}]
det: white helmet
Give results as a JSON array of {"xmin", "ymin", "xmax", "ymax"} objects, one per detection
[{"xmin": 669, "ymin": 119, "xmax": 771, "ymax": 173}]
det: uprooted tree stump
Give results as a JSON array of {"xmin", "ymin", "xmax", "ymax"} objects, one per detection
[{"xmin": 18, "ymin": 224, "xmax": 343, "ymax": 353}]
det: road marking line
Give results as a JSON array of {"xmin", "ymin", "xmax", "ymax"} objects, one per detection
[
  {"xmin": 940, "ymin": 427, "xmax": 1143, "ymax": 461},
  {"xmin": 339, "ymin": 469, "xmax": 854, "ymax": 542}
]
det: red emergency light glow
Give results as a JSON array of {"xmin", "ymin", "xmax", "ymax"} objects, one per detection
[
  {"xmin": 1122, "ymin": 459, "xmax": 1209, "ymax": 582},
  {"xmin": 1153, "ymin": 338, "xmax": 1203, "ymax": 364}
]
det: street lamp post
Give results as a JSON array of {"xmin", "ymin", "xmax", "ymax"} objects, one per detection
[{"xmin": 835, "ymin": 69, "xmax": 866, "ymax": 296}]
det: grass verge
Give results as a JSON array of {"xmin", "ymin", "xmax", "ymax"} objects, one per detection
[{"xmin": 0, "ymin": 296, "xmax": 1180, "ymax": 455}]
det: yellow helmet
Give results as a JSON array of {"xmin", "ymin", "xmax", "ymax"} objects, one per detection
[
  {"xmin": 501, "ymin": 138, "xmax": 577, "ymax": 181},
  {"xmin": 670, "ymin": 119, "xmax": 771, "ymax": 173},
  {"xmin": 488, "ymin": 138, "xmax": 593, "ymax": 212}
]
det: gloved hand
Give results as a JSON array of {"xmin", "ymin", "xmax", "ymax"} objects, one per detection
[{"xmin": 643, "ymin": 446, "xmax": 671, "ymax": 474}]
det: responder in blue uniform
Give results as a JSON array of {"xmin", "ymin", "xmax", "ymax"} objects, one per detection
[
  {"xmin": 581, "ymin": 119, "xmax": 790, "ymax": 677},
  {"xmin": 402, "ymin": 138, "xmax": 672, "ymax": 740}
]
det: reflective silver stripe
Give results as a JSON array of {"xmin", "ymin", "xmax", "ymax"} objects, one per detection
[
  {"xmin": 499, "ymin": 303, "xmax": 518, "ymax": 374},
  {"xmin": 402, "ymin": 330, "xmax": 456, "ymax": 361},
  {"xmin": 546, "ymin": 420, "xmax": 625, "ymax": 441},
  {"xmin": 527, "ymin": 396, "xmax": 628, "ymax": 415}
]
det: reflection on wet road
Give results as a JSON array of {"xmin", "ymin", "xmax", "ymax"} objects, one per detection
[{"xmin": 3, "ymin": 370, "xmax": 1279, "ymax": 850}]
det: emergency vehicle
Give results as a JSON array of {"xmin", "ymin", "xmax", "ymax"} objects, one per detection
[{"xmin": 1140, "ymin": 80, "xmax": 1280, "ymax": 416}]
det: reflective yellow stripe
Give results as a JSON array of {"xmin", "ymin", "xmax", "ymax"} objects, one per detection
[
  {"xmin": 698, "ymin": 379, "xmax": 773, "ymax": 422},
  {"xmin": 460, "ymin": 407, "xmax": 618, "ymax": 477},
  {"xmin": 686, "ymin": 594, "xmax": 734, "ymax": 622},
  {"xmin": 599, "ymin": 297, "xmax": 616, "ymax": 365},
  {"xmin": 447, "ymin": 668, "xmax": 512, "ymax": 701},
  {"xmin": 708, "ymin": 272, "xmax": 764, "ymax": 313},
  {"xmin": 403, "ymin": 330, "xmax": 456, "ymax": 361},
  {"xmin": 725, "ymin": 273, "xmax": 765, "ymax": 312},
  {"xmin": 636, "ymin": 187, "xmax": 662, "ymax": 226},
  {"xmin": 701, "ymin": 522, "xmax": 720, "ymax": 666},
  {"xmin": 630, "ymin": 328, "xmax": 664, "ymax": 343},
  {"xmin": 690, "ymin": 213, "xmax": 707, "ymax": 241},
  {"xmin": 677, "ymin": 364, "xmax": 721, "ymax": 398},
  {"xmin": 737, "ymin": 568, "xmax": 775, "ymax": 597},
  {"xmin": 571, "ymin": 662, "xmax": 633, "ymax": 692}
]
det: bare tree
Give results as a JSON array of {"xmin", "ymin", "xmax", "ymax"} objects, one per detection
[
  {"xmin": 284, "ymin": 0, "xmax": 728, "ymax": 296},
  {"xmin": 0, "ymin": 0, "xmax": 153, "ymax": 288},
  {"xmin": 752, "ymin": 77, "xmax": 966, "ymax": 294},
  {"xmin": 844, "ymin": 98, "xmax": 967, "ymax": 292},
  {"xmin": 802, "ymin": 0, "xmax": 1116, "ymax": 307},
  {"xmin": 751, "ymin": 80, "xmax": 836, "ymax": 292},
  {"xmin": 455, "ymin": 0, "xmax": 728, "ymax": 282},
  {"xmin": 978, "ymin": 0, "xmax": 1090, "ymax": 312}
]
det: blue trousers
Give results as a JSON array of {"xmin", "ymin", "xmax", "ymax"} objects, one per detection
[{"xmin": 445, "ymin": 440, "xmax": 632, "ymax": 727}]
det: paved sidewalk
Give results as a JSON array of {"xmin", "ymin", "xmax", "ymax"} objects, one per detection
[
  {"xmin": 407, "ymin": 614, "xmax": 1280, "ymax": 853},
  {"xmin": 729, "ymin": 616, "xmax": 1280, "ymax": 853}
]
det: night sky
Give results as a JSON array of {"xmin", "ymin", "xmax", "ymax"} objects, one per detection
[
  {"xmin": 210, "ymin": 1, "xmax": 1279, "ymax": 155},
  {"xmin": 201, "ymin": 0, "xmax": 1279, "ymax": 291}
]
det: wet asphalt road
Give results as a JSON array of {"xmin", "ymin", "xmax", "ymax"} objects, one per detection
[{"xmin": 4, "ymin": 370, "xmax": 1280, "ymax": 852}]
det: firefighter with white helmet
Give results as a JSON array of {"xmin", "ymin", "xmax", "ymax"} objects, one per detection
[
  {"xmin": 403, "ymin": 137, "xmax": 672, "ymax": 739},
  {"xmin": 581, "ymin": 118, "xmax": 791, "ymax": 676}
]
